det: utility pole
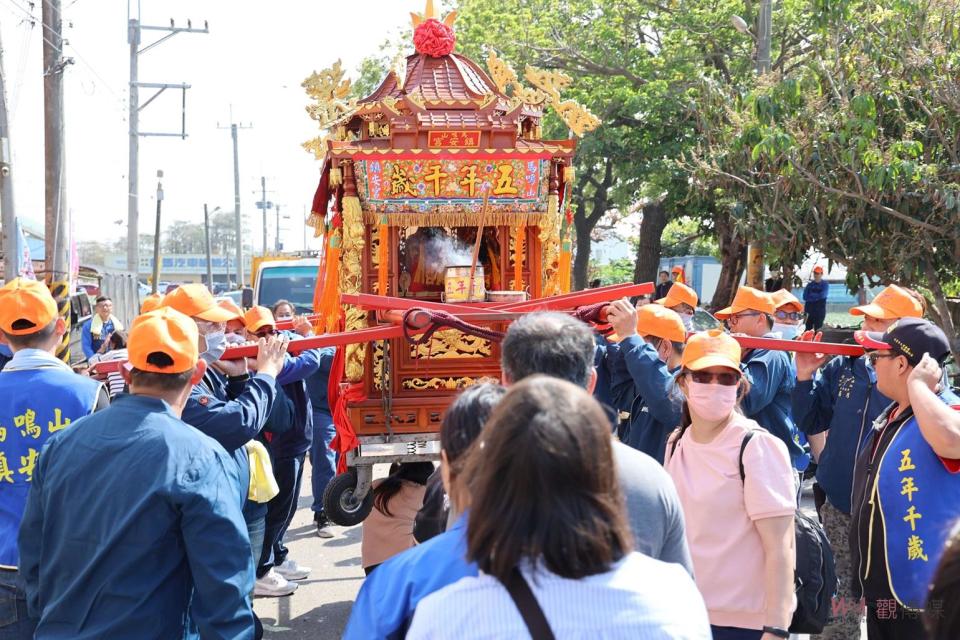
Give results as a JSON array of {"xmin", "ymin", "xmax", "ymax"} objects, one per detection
[
  {"xmin": 255, "ymin": 176, "xmax": 274, "ymax": 255},
  {"xmin": 151, "ymin": 171, "xmax": 163, "ymax": 294},
  {"xmin": 127, "ymin": 15, "xmax": 209, "ymax": 275},
  {"xmin": 0, "ymin": 29, "xmax": 17, "ymax": 282},
  {"xmin": 261, "ymin": 176, "xmax": 268, "ymax": 253},
  {"xmin": 219, "ymin": 118, "xmax": 251, "ymax": 288},
  {"xmin": 275, "ymin": 204, "xmax": 281, "ymax": 253},
  {"xmin": 734, "ymin": 1, "xmax": 772, "ymax": 289},
  {"xmin": 757, "ymin": 0, "xmax": 772, "ymax": 75},
  {"xmin": 203, "ymin": 203, "xmax": 214, "ymax": 288},
  {"xmin": 43, "ymin": 0, "xmax": 73, "ymax": 362}
]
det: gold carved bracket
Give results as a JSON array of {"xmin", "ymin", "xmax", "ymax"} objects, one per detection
[{"xmin": 486, "ymin": 52, "xmax": 600, "ymax": 137}]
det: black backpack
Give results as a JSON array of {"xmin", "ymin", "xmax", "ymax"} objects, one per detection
[{"xmin": 738, "ymin": 430, "xmax": 838, "ymax": 634}]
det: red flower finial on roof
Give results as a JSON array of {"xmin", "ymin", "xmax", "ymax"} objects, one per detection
[{"xmin": 410, "ymin": 0, "xmax": 458, "ymax": 57}]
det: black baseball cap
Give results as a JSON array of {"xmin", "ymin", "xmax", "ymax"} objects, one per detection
[{"xmin": 854, "ymin": 317, "xmax": 951, "ymax": 366}]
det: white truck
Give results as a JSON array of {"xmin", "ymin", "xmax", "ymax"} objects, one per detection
[{"xmin": 243, "ymin": 258, "xmax": 320, "ymax": 312}]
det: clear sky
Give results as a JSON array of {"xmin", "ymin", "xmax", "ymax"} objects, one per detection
[{"xmin": 0, "ymin": 0, "xmax": 415, "ymax": 252}]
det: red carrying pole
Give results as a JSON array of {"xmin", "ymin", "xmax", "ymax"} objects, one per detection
[
  {"xmin": 733, "ymin": 335, "xmax": 865, "ymax": 357},
  {"xmin": 88, "ymin": 325, "xmax": 407, "ymax": 375},
  {"xmin": 491, "ymin": 282, "xmax": 655, "ymax": 312}
]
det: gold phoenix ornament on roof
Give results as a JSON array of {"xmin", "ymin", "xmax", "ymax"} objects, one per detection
[
  {"xmin": 410, "ymin": 0, "xmax": 457, "ymax": 28},
  {"xmin": 487, "ymin": 51, "xmax": 601, "ymax": 137},
  {"xmin": 302, "ymin": 59, "xmax": 358, "ymax": 131}
]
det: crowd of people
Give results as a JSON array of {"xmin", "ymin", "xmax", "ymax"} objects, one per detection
[{"xmin": 0, "ymin": 274, "xmax": 959, "ymax": 640}]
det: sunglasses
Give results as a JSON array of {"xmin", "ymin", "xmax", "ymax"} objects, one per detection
[
  {"xmin": 687, "ymin": 370, "xmax": 741, "ymax": 386},
  {"xmin": 728, "ymin": 311, "xmax": 764, "ymax": 322},
  {"xmin": 255, "ymin": 328, "xmax": 276, "ymax": 338}
]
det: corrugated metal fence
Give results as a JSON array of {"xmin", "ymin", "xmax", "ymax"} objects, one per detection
[{"xmin": 98, "ymin": 272, "xmax": 141, "ymax": 328}]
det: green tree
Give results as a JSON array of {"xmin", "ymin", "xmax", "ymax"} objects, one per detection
[{"xmin": 692, "ymin": 0, "xmax": 960, "ymax": 356}]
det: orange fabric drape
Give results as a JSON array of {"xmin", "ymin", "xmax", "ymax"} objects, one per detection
[
  {"xmin": 377, "ymin": 216, "xmax": 389, "ymax": 295},
  {"xmin": 512, "ymin": 224, "xmax": 525, "ymax": 291}
]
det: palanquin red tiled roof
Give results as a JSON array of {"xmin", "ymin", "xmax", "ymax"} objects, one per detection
[{"xmin": 360, "ymin": 53, "xmax": 506, "ymax": 104}]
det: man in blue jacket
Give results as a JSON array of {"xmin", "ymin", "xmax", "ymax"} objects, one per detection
[
  {"xmin": 0, "ymin": 278, "xmax": 106, "ymax": 639},
  {"xmin": 802, "ymin": 266, "xmax": 829, "ymax": 331},
  {"xmin": 850, "ymin": 318, "xmax": 959, "ymax": 638},
  {"xmin": 605, "ymin": 299, "xmax": 685, "ymax": 463},
  {"xmin": 792, "ymin": 283, "xmax": 924, "ymax": 639},
  {"xmin": 161, "ymin": 285, "xmax": 286, "ymax": 609},
  {"xmin": 19, "ymin": 307, "xmax": 254, "ymax": 639},
  {"xmin": 715, "ymin": 286, "xmax": 805, "ymax": 468},
  {"xmin": 242, "ymin": 306, "xmax": 324, "ymax": 595}
]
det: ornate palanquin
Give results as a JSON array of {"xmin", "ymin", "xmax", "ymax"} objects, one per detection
[{"xmin": 304, "ymin": 1, "xmax": 598, "ymax": 437}]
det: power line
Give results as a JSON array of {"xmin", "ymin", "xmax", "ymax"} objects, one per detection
[{"xmin": 0, "ymin": 1, "xmax": 65, "ymax": 57}]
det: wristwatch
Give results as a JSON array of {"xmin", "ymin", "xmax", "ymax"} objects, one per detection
[{"xmin": 762, "ymin": 626, "xmax": 790, "ymax": 639}]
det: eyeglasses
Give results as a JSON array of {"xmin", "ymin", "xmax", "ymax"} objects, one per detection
[
  {"xmin": 728, "ymin": 311, "xmax": 763, "ymax": 322},
  {"xmin": 774, "ymin": 310, "xmax": 803, "ymax": 321},
  {"xmin": 688, "ymin": 371, "xmax": 741, "ymax": 386},
  {"xmin": 255, "ymin": 328, "xmax": 276, "ymax": 338},
  {"xmin": 866, "ymin": 352, "xmax": 898, "ymax": 365}
]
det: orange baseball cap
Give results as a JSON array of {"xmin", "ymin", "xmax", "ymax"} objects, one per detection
[
  {"xmin": 770, "ymin": 289, "xmax": 803, "ymax": 313},
  {"xmin": 244, "ymin": 306, "xmax": 276, "ymax": 333},
  {"xmin": 636, "ymin": 304, "xmax": 687, "ymax": 344},
  {"xmin": 140, "ymin": 293, "xmax": 164, "ymax": 314},
  {"xmin": 128, "ymin": 307, "xmax": 199, "ymax": 374},
  {"xmin": 681, "ymin": 329, "xmax": 742, "ymax": 372},
  {"xmin": 849, "ymin": 284, "xmax": 923, "ymax": 320},
  {"xmin": 813, "ymin": 265, "xmax": 824, "ymax": 274},
  {"xmin": 162, "ymin": 283, "xmax": 234, "ymax": 323},
  {"xmin": 714, "ymin": 286, "xmax": 776, "ymax": 320},
  {"xmin": 217, "ymin": 298, "xmax": 244, "ymax": 322},
  {"xmin": 0, "ymin": 278, "xmax": 58, "ymax": 335},
  {"xmin": 655, "ymin": 281, "xmax": 698, "ymax": 309}
]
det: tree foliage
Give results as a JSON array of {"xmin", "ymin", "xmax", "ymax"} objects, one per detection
[{"xmin": 691, "ymin": 0, "xmax": 960, "ymax": 353}]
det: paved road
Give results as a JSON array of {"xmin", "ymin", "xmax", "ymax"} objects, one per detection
[{"xmin": 254, "ymin": 464, "xmax": 375, "ymax": 639}]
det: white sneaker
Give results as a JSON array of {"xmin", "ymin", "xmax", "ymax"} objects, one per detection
[
  {"xmin": 316, "ymin": 522, "xmax": 334, "ymax": 539},
  {"xmin": 274, "ymin": 558, "xmax": 311, "ymax": 581},
  {"xmin": 254, "ymin": 569, "xmax": 298, "ymax": 597}
]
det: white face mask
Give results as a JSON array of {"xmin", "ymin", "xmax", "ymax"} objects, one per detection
[
  {"xmin": 686, "ymin": 381, "xmax": 738, "ymax": 422},
  {"xmin": 224, "ymin": 332, "xmax": 245, "ymax": 345},
  {"xmin": 679, "ymin": 312, "xmax": 695, "ymax": 332},
  {"xmin": 200, "ymin": 330, "xmax": 228, "ymax": 364},
  {"xmin": 773, "ymin": 323, "xmax": 799, "ymax": 340}
]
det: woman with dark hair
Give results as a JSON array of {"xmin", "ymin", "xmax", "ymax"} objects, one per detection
[
  {"xmin": 926, "ymin": 520, "xmax": 960, "ymax": 639},
  {"xmin": 408, "ymin": 376, "xmax": 709, "ymax": 639},
  {"xmin": 414, "ymin": 382, "xmax": 507, "ymax": 542},
  {"xmin": 344, "ymin": 383, "xmax": 507, "ymax": 639},
  {"xmin": 665, "ymin": 330, "xmax": 796, "ymax": 640},
  {"xmin": 361, "ymin": 461, "xmax": 434, "ymax": 574}
]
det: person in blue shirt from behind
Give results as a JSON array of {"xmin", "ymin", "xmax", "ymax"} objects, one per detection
[
  {"xmin": 344, "ymin": 383, "xmax": 506, "ymax": 640},
  {"xmin": 715, "ymin": 286, "xmax": 806, "ymax": 469},
  {"xmin": 606, "ymin": 300, "xmax": 685, "ymax": 463},
  {"xmin": 19, "ymin": 307, "xmax": 255, "ymax": 640},
  {"xmin": 0, "ymin": 278, "xmax": 107, "ymax": 639},
  {"xmin": 163, "ymin": 286, "xmax": 286, "ymax": 619},
  {"xmin": 802, "ymin": 266, "xmax": 829, "ymax": 332}
]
